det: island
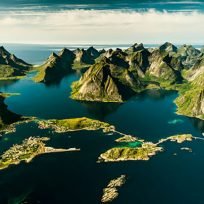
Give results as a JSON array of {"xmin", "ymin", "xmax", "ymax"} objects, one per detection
[
  {"xmin": 0, "ymin": 136, "xmax": 80, "ymax": 170},
  {"xmin": 37, "ymin": 117, "xmax": 115, "ymax": 133},
  {"xmin": 98, "ymin": 134, "xmax": 195, "ymax": 163},
  {"xmin": 98, "ymin": 142, "xmax": 163, "ymax": 162},
  {"xmin": 101, "ymin": 175, "xmax": 126, "ymax": 203}
]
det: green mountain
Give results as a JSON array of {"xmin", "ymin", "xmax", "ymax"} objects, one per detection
[
  {"xmin": 34, "ymin": 48, "xmax": 75, "ymax": 83},
  {"xmin": 0, "ymin": 46, "xmax": 31, "ymax": 79}
]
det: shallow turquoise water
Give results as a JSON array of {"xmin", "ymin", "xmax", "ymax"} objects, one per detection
[{"xmin": 0, "ymin": 45, "xmax": 203, "ymax": 204}]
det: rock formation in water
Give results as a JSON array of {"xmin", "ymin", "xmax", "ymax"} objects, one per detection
[{"xmin": 0, "ymin": 46, "xmax": 31, "ymax": 79}]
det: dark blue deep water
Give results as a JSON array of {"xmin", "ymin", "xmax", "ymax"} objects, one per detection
[{"xmin": 0, "ymin": 45, "xmax": 204, "ymax": 204}]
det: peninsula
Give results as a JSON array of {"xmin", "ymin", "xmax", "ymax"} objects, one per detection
[{"xmin": 0, "ymin": 137, "xmax": 80, "ymax": 170}]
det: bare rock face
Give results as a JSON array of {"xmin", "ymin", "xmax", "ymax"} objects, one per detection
[
  {"xmin": 147, "ymin": 49, "xmax": 182, "ymax": 83},
  {"xmin": 177, "ymin": 44, "xmax": 202, "ymax": 68},
  {"xmin": 71, "ymin": 57, "xmax": 142, "ymax": 102},
  {"xmin": 185, "ymin": 56, "xmax": 204, "ymax": 81}
]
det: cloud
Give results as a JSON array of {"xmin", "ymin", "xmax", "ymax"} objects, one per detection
[{"xmin": 0, "ymin": 9, "xmax": 203, "ymax": 44}]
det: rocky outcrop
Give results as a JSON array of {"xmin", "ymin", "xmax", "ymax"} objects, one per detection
[
  {"xmin": 185, "ymin": 56, "xmax": 204, "ymax": 81},
  {"xmin": 0, "ymin": 46, "xmax": 31, "ymax": 79},
  {"xmin": 101, "ymin": 175, "xmax": 126, "ymax": 203},
  {"xmin": 147, "ymin": 49, "xmax": 182, "ymax": 83},
  {"xmin": 71, "ymin": 57, "xmax": 142, "ymax": 102},
  {"xmin": 177, "ymin": 44, "xmax": 202, "ymax": 68}
]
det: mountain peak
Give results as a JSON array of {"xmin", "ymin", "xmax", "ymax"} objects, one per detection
[
  {"xmin": 159, "ymin": 42, "xmax": 177, "ymax": 52},
  {"xmin": 126, "ymin": 43, "xmax": 145, "ymax": 53},
  {"xmin": 0, "ymin": 46, "xmax": 10, "ymax": 56},
  {"xmin": 87, "ymin": 46, "xmax": 100, "ymax": 58},
  {"xmin": 58, "ymin": 48, "xmax": 73, "ymax": 57}
]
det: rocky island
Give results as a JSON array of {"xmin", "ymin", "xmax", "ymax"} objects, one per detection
[
  {"xmin": 98, "ymin": 134, "xmax": 195, "ymax": 163},
  {"xmin": 99, "ymin": 142, "xmax": 163, "ymax": 162},
  {"xmin": 101, "ymin": 175, "xmax": 126, "ymax": 203},
  {"xmin": 0, "ymin": 136, "xmax": 79, "ymax": 170}
]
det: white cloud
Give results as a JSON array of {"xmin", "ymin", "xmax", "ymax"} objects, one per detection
[{"xmin": 0, "ymin": 9, "xmax": 203, "ymax": 44}]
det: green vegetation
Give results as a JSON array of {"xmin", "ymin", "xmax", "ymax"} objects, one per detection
[
  {"xmin": 175, "ymin": 73, "xmax": 204, "ymax": 120},
  {"xmin": 38, "ymin": 117, "xmax": 115, "ymax": 133}
]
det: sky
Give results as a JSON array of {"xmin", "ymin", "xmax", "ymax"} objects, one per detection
[{"xmin": 0, "ymin": 0, "xmax": 203, "ymax": 45}]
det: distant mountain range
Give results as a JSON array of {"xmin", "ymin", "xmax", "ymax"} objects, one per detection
[{"xmin": 0, "ymin": 43, "xmax": 203, "ymax": 120}]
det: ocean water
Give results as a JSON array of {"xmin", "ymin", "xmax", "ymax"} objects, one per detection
[{"xmin": 0, "ymin": 45, "xmax": 203, "ymax": 204}]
